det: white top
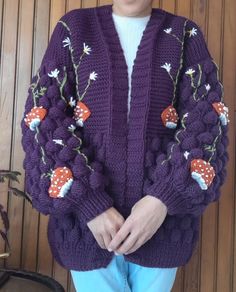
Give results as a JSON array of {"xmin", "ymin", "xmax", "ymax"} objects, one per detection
[{"xmin": 112, "ymin": 12, "xmax": 151, "ymax": 122}]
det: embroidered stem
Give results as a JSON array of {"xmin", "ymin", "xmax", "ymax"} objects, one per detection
[
  {"xmin": 35, "ymin": 126, "xmax": 47, "ymax": 165},
  {"xmin": 56, "ymin": 66, "xmax": 68, "ymax": 103},
  {"xmin": 80, "ymin": 77, "xmax": 92, "ymax": 101},
  {"xmin": 67, "ymin": 126, "xmax": 94, "ymax": 172},
  {"xmin": 59, "ymin": 20, "xmax": 84, "ymax": 100},
  {"xmin": 161, "ymin": 112, "xmax": 188, "ymax": 165},
  {"xmin": 172, "ymin": 19, "xmax": 188, "ymax": 105}
]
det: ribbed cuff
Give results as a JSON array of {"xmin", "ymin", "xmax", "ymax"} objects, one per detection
[
  {"xmin": 144, "ymin": 177, "xmax": 188, "ymax": 216},
  {"xmin": 75, "ymin": 190, "xmax": 114, "ymax": 224}
]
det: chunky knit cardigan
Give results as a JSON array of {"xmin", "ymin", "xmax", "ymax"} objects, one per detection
[{"xmin": 20, "ymin": 4, "xmax": 230, "ymax": 271}]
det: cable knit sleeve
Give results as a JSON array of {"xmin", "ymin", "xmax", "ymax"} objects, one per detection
[
  {"xmin": 144, "ymin": 19, "xmax": 230, "ymax": 217},
  {"xmin": 20, "ymin": 14, "xmax": 114, "ymax": 223}
]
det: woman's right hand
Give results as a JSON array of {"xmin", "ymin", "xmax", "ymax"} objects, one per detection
[{"xmin": 87, "ymin": 207, "xmax": 125, "ymax": 251}]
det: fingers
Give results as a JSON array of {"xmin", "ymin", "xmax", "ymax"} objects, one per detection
[
  {"xmin": 93, "ymin": 233, "xmax": 106, "ymax": 249},
  {"xmin": 107, "ymin": 219, "xmax": 132, "ymax": 251},
  {"xmin": 103, "ymin": 232, "xmax": 112, "ymax": 249},
  {"xmin": 114, "ymin": 231, "xmax": 138, "ymax": 254}
]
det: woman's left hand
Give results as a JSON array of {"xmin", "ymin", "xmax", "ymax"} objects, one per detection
[{"xmin": 107, "ymin": 195, "xmax": 168, "ymax": 255}]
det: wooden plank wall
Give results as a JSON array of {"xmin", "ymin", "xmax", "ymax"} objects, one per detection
[{"xmin": 0, "ymin": 0, "xmax": 235, "ymax": 291}]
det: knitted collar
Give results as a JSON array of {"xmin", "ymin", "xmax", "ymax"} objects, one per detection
[
  {"xmin": 94, "ymin": 5, "xmax": 167, "ymax": 205},
  {"xmin": 95, "ymin": 5, "xmax": 167, "ymax": 137}
]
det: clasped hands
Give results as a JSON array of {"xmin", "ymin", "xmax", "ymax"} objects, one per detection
[{"xmin": 87, "ymin": 195, "xmax": 168, "ymax": 255}]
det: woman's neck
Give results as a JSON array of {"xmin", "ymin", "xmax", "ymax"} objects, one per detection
[{"xmin": 111, "ymin": 3, "xmax": 152, "ymax": 17}]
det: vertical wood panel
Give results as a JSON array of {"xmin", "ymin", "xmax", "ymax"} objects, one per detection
[
  {"xmin": 0, "ymin": 0, "xmax": 235, "ymax": 291},
  {"xmin": 0, "ymin": 0, "xmax": 20, "ymax": 269},
  {"xmin": 17, "ymin": 0, "xmax": 37, "ymax": 272},
  {"xmin": 200, "ymin": 1, "xmax": 224, "ymax": 290},
  {"xmin": 217, "ymin": 0, "xmax": 236, "ymax": 290}
]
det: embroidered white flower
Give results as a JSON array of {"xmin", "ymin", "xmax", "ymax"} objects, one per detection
[
  {"xmin": 89, "ymin": 71, "xmax": 98, "ymax": 81},
  {"xmin": 68, "ymin": 96, "xmax": 76, "ymax": 107},
  {"xmin": 68, "ymin": 124, "xmax": 76, "ymax": 132},
  {"xmin": 62, "ymin": 37, "xmax": 71, "ymax": 47},
  {"xmin": 185, "ymin": 68, "xmax": 195, "ymax": 75},
  {"xmin": 189, "ymin": 27, "xmax": 197, "ymax": 37},
  {"xmin": 164, "ymin": 28, "xmax": 172, "ymax": 34},
  {"xmin": 53, "ymin": 139, "xmax": 64, "ymax": 146},
  {"xmin": 205, "ymin": 84, "xmax": 211, "ymax": 91},
  {"xmin": 48, "ymin": 69, "xmax": 60, "ymax": 78},
  {"xmin": 184, "ymin": 151, "xmax": 190, "ymax": 159},
  {"xmin": 183, "ymin": 112, "xmax": 189, "ymax": 119},
  {"xmin": 161, "ymin": 63, "xmax": 171, "ymax": 73},
  {"xmin": 83, "ymin": 43, "xmax": 92, "ymax": 55}
]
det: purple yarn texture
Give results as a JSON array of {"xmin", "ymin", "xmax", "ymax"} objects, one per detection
[{"xmin": 20, "ymin": 4, "xmax": 230, "ymax": 271}]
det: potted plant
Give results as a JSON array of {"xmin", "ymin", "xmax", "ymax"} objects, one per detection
[{"xmin": 0, "ymin": 170, "xmax": 65, "ymax": 292}]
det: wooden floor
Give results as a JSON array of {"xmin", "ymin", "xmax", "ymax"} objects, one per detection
[{"xmin": 0, "ymin": 0, "xmax": 235, "ymax": 291}]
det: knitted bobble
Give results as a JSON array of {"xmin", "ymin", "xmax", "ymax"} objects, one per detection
[
  {"xmin": 187, "ymin": 120, "xmax": 205, "ymax": 134},
  {"xmin": 150, "ymin": 137, "xmax": 161, "ymax": 152},
  {"xmin": 197, "ymin": 132, "xmax": 215, "ymax": 144},
  {"xmin": 38, "ymin": 96, "xmax": 51, "ymax": 110},
  {"xmin": 169, "ymin": 149, "xmax": 185, "ymax": 167},
  {"xmin": 207, "ymin": 91, "xmax": 221, "ymax": 103},
  {"xmin": 31, "ymin": 148, "xmax": 41, "ymax": 164},
  {"xmin": 37, "ymin": 132, "xmax": 47, "ymax": 145},
  {"xmin": 24, "ymin": 106, "xmax": 47, "ymax": 131},
  {"xmin": 216, "ymin": 142, "xmax": 225, "ymax": 157},
  {"xmin": 72, "ymin": 160, "xmax": 90, "ymax": 177},
  {"xmin": 49, "ymin": 166, "xmax": 74, "ymax": 198},
  {"xmin": 189, "ymin": 148, "xmax": 204, "ymax": 159},
  {"xmin": 53, "ymin": 126, "xmax": 71, "ymax": 140},
  {"xmin": 45, "ymin": 140, "xmax": 61, "ymax": 154},
  {"xmin": 47, "ymin": 84, "xmax": 60, "ymax": 99},
  {"xmin": 39, "ymin": 157, "xmax": 54, "ymax": 173},
  {"xmin": 57, "ymin": 99, "xmax": 67, "ymax": 111},
  {"xmin": 145, "ymin": 150, "xmax": 155, "ymax": 167},
  {"xmin": 202, "ymin": 111, "xmax": 218, "ymax": 125},
  {"xmin": 161, "ymin": 104, "xmax": 179, "ymax": 129},
  {"xmin": 48, "ymin": 106, "xmax": 65, "ymax": 119},
  {"xmin": 147, "ymin": 166, "xmax": 155, "ymax": 181},
  {"xmin": 40, "ymin": 117, "xmax": 57, "ymax": 132},
  {"xmin": 181, "ymin": 136, "xmax": 198, "ymax": 151},
  {"xmin": 180, "ymin": 86, "xmax": 192, "ymax": 102},
  {"xmin": 90, "ymin": 161, "xmax": 103, "ymax": 172},
  {"xmin": 58, "ymin": 147, "xmax": 77, "ymax": 162},
  {"xmin": 67, "ymin": 136, "xmax": 82, "ymax": 149},
  {"xmin": 154, "ymin": 157, "xmax": 171, "ymax": 178},
  {"xmin": 89, "ymin": 171, "xmax": 106, "ymax": 190},
  {"xmin": 38, "ymin": 74, "xmax": 51, "ymax": 88}
]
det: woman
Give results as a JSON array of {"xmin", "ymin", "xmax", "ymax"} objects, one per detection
[{"xmin": 20, "ymin": 0, "xmax": 230, "ymax": 291}]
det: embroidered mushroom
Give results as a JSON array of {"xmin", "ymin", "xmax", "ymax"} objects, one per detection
[
  {"xmin": 161, "ymin": 105, "xmax": 179, "ymax": 129},
  {"xmin": 24, "ymin": 106, "xmax": 47, "ymax": 131},
  {"xmin": 49, "ymin": 166, "xmax": 74, "ymax": 198},
  {"xmin": 73, "ymin": 101, "xmax": 91, "ymax": 127},
  {"xmin": 190, "ymin": 158, "xmax": 215, "ymax": 190},
  {"xmin": 212, "ymin": 101, "xmax": 230, "ymax": 126}
]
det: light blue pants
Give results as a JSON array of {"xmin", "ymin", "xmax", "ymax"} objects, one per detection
[{"xmin": 70, "ymin": 254, "xmax": 178, "ymax": 292}]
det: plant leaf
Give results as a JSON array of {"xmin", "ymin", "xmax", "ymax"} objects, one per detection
[{"xmin": 8, "ymin": 187, "xmax": 32, "ymax": 204}]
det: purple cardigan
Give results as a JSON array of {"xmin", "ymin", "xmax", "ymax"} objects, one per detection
[{"xmin": 20, "ymin": 4, "xmax": 230, "ymax": 271}]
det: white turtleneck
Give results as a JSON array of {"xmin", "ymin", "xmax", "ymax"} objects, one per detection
[{"xmin": 112, "ymin": 12, "xmax": 151, "ymax": 122}]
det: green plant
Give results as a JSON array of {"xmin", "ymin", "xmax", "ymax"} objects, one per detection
[{"xmin": 0, "ymin": 170, "xmax": 32, "ymax": 258}]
